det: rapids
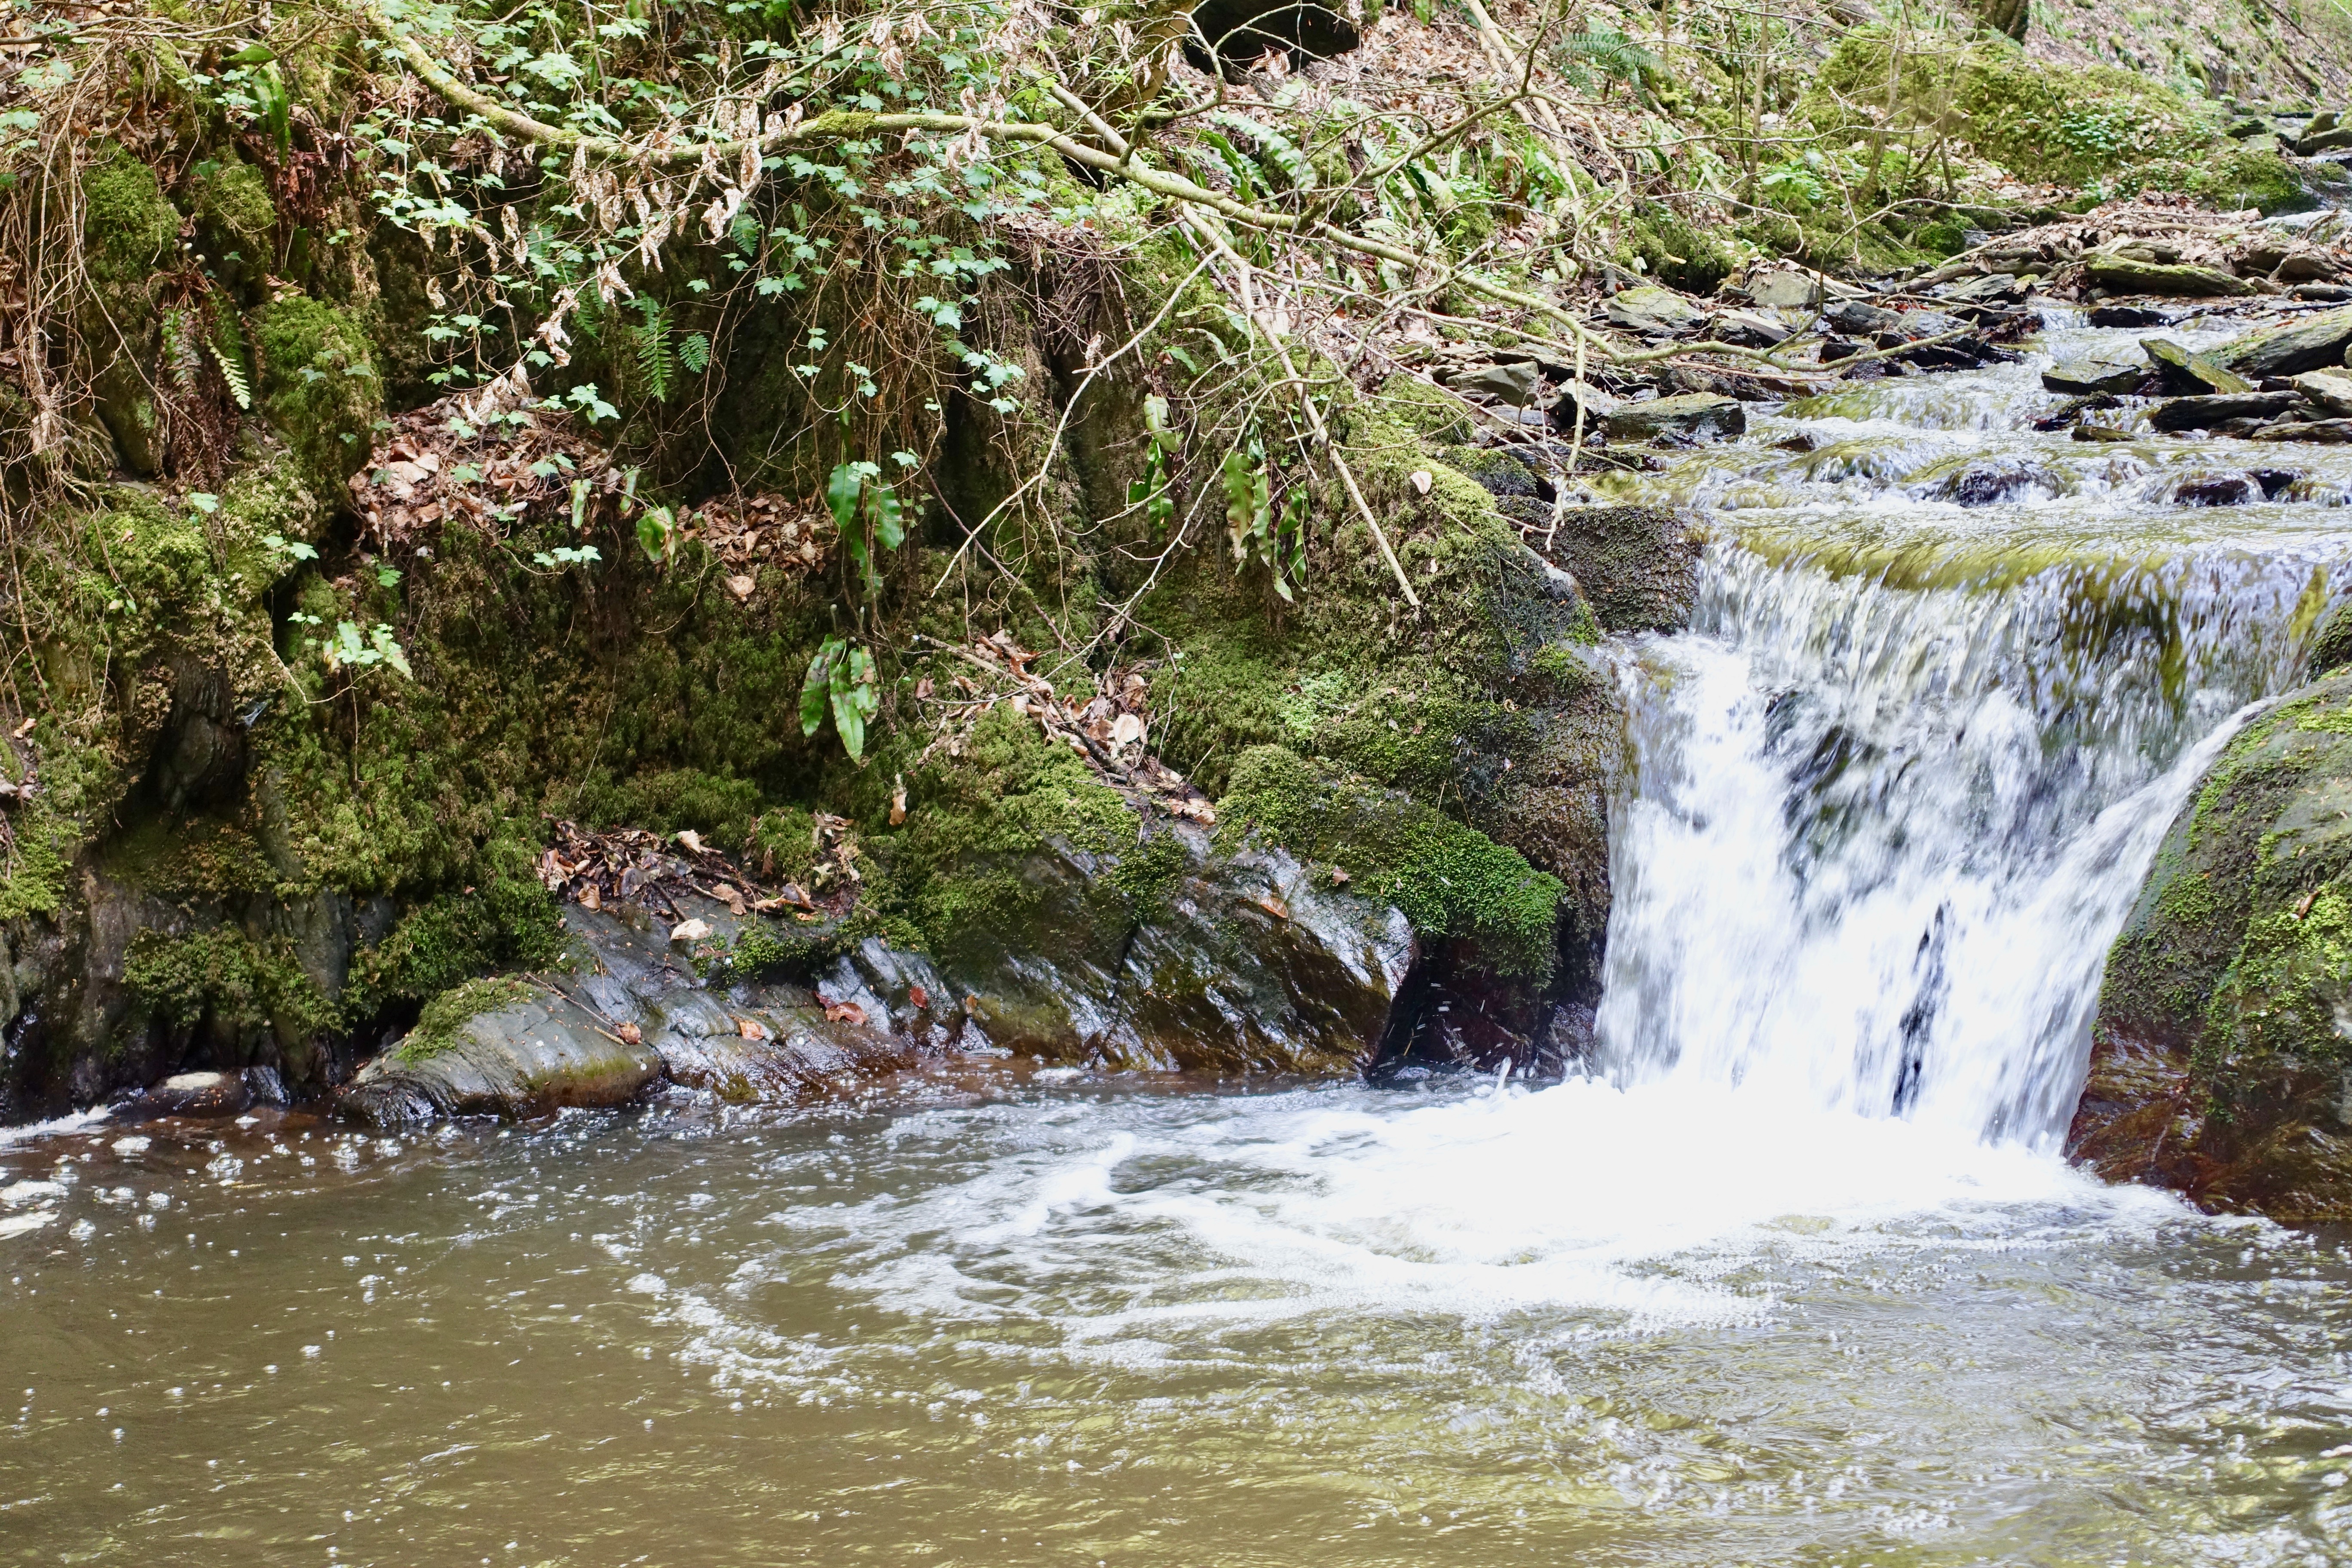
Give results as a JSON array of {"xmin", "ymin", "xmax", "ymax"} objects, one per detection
[{"xmin": 9, "ymin": 310, "xmax": 2352, "ymax": 1564}]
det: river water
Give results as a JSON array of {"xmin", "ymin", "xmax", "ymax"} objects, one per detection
[{"xmin": 10, "ymin": 314, "xmax": 2352, "ymax": 1564}]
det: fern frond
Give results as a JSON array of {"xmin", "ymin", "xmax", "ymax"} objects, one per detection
[
  {"xmin": 1208, "ymin": 112, "xmax": 1317, "ymax": 190},
  {"xmin": 677, "ymin": 332, "xmax": 711, "ymax": 374},
  {"xmin": 209, "ymin": 313, "xmax": 253, "ymax": 410},
  {"xmin": 634, "ymin": 297, "xmax": 674, "ymax": 401}
]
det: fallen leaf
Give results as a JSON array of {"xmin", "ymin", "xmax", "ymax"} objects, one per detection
[
  {"xmin": 617, "ymin": 1021, "xmax": 643, "ymax": 1045},
  {"xmin": 915, "ymin": 676, "xmax": 935, "ymax": 700},
  {"xmin": 1409, "ymin": 469, "xmax": 1433, "ymax": 496},
  {"xmin": 822, "ymin": 998, "xmax": 868, "ymax": 1026},
  {"xmin": 1329, "ymin": 867, "xmax": 1351, "ymax": 885},
  {"xmin": 737, "ymin": 1017, "xmax": 769, "ymax": 1041},
  {"xmin": 581, "ymin": 883, "xmax": 602, "ymax": 911},
  {"xmin": 1111, "ymin": 713, "xmax": 1145, "ymax": 749},
  {"xmin": 677, "ymin": 828, "xmax": 707, "ymax": 855},
  {"xmin": 12, "ymin": 716, "xmax": 35, "ymax": 738},
  {"xmin": 908, "ymin": 984, "xmax": 929, "ymax": 1008},
  {"xmin": 670, "ymin": 918, "xmax": 712, "ymax": 943},
  {"xmin": 726, "ymin": 573, "xmax": 755, "ymax": 601},
  {"xmin": 1258, "ymin": 895, "xmax": 1290, "ymax": 920},
  {"xmin": 890, "ymin": 772, "xmax": 908, "ymax": 827}
]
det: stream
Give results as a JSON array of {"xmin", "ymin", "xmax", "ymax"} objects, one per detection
[{"xmin": 9, "ymin": 312, "xmax": 2352, "ymax": 1565}]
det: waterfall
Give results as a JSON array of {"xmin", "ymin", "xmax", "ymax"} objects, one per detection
[{"xmin": 1595, "ymin": 536, "xmax": 2334, "ymax": 1148}]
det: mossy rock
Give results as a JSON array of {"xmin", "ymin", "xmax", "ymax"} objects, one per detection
[
  {"xmin": 82, "ymin": 147, "xmax": 180, "ymax": 284},
  {"xmin": 189, "ymin": 157, "xmax": 279, "ymax": 275},
  {"xmin": 253, "ymin": 294, "xmax": 381, "ymax": 495},
  {"xmin": 2076, "ymin": 668, "xmax": 2352, "ymax": 1219}
]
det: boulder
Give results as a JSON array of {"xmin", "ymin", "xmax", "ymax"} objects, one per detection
[
  {"xmin": 2167, "ymin": 471, "xmax": 2261, "ymax": 505},
  {"xmin": 2212, "ymin": 306, "xmax": 2352, "ymax": 379},
  {"xmin": 1746, "ymin": 271, "xmax": 1822, "ymax": 309},
  {"xmin": 1942, "ymin": 273, "xmax": 2027, "ymax": 305},
  {"xmin": 1604, "ymin": 393, "xmax": 1746, "ymax": 444},
  {"xmin": 1547, "ymin": 378, "xmax": 1622, "ymax": 432},
  {"xmin": 2087, "ymin": 304, "xmax": 2169, "ymax": 328},
  {"xmin": 2073, "ymin": 668, "xmax": 2352, "ymax": 1220},
  {"xmin": 2143, "ymin": 337, "xmax": 2254, "ymax": 395},
  {"xmin": 339, "ymin": 980, "xmax": 665, "ymax": 1125},
  {"xmin": 1605, "ymin": 284, "xmax": 1708, "ymax": 338},
  {"xmin": 2147, "ymin": 391, "xmax": 2299, "ymax": 431},
  {"xmin": 2042, "ymin": 356, "xmax": 2144, "ymax": 395},
  {"xmin": 2085, "ymin": 254, "xmax": 2258, "ymax": 297},
  {"xmin": 2072, "ymin": 423, "xmax": 2135, "ymax": 442}
]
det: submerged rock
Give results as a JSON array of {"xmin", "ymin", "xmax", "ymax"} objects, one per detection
[
  {"xmin": 2075, "ymin": 668, "xmax": 2352, "ymax": 1220},
  {"xmin": 2148, "ymin": 391, "xmax": 2300, "ymax": 431},
  {"xmin": 1924, "ymin": 457, "xmax": 2056, "ymax": 506},
  {"xmin": 2042, "ymin": 356, "xmax": 2144, "ymax": 395}
]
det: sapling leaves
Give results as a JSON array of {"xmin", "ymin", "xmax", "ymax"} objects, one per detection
[{"xmin": 802, "ymin": 635, "xmax": 880, "ymax": 763}]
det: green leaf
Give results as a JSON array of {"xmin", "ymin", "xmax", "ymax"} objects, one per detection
[
  {"xmin": 371, "ymin": 625, "xmax": 413, "ymax": 679},
  {"xmin": 824, "ymin": 462, "xmax": 861, "ymax": 533},
  {"xmin": 636, "ymin": 505, "xmax": 674, "ymax": 564},
  {"xmin": 829, "ymin": 645, "xmax": 879, "ymax": 763},
  {"xmin": 866, "ymin": 481, "xmax": 904, "ymax": 551},
  {"xmin": 227, "ymin": 43, "xmax": 277, "ymax": 63},
  {"xmin": 801, "ymin": 636, "xmax": 844, "ymax": 738}
]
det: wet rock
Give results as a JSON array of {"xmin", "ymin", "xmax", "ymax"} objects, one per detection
[
  {"xmin": 2143, "ymin": 337, "xmax": 2254, "ymax": 395},
  {"xmin": 1543, "ymin": 505, "xmax": 1703, "ymax": 633},
  {"xmin": 2212, "ymin": 305, "xmax": 2352, "ymax": 379},
  {"xmin": 1926, "ymin": 458, "xmax": 2056, "ymax": 507},
  {"xmin": 2074, "ymin": 667, "xmax": 2352, "ymax": 1221},
  {"xmin": 2072, "ymin": 423, "xmax": 2136, "ymax": 442},
  {"xmin": 2249, "ymin": 417, "xmax": 2352, "ymax": 443},
  {"xmin": 2087, "ymin": 304, "xmax": 2170, "ymax": 328},
  {"xmin": 1707, "ymin": 308, "xmax": 1791, "ymax": 348},
  {"xmin": 2042, "ymin": 356, "xmax": 2145, "ymax": 395},
  {"xmin": 2166, "ymin": 472, "xmax": 2261, "ymax": 506},
  {"xmin": 1819, "ymin": 336, "xmax": 1866, "ymax": 364},
  {"xmin": 1941, "ymin": 273, "xmax": 2027, "ymax": 306},
  {"xmin": 2147, "ymin": 391, "xmax": 2300, "ymax": 431},
  {"xmin": 140, "ymin": 1071, "xmax": 250, "ymax": 1118},
  {"xmin": 1547, "ymin": 379, "xmax": 1622, "ymax": 432},
  {"xmin": 1825, "ymin": 299, "xmax": 1901, "ymax": 337},
  {"xmin": 243, "ymin": 1065, "xmax": 288, "ymax": 1106},
  {"xmin": 1605, "ymin": 285, "xmax": 1708, "ymax": 338},
  {"xmin": 1604, "ymin": 393, "xmax": 1745, "ymax": 444},
  {"xmin": 2085, "ymin": 254, "xmax": 2258, "ymax": 297},
  {"xmin": 339, "ymin": 982, "xmax": 664, "ymax": 1126}
]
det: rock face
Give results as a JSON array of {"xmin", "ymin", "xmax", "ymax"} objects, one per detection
[
  {"xmin": 2073, "ymin": 669, "xmax": 2352, "ymax": 1219},
  {"xmin": 2143, "ymin": 337, "xmax": 2253, "ymax": 396},
  {"xmin": 1545, "ymin": 505, "xmax": 1705, "ymax": 632},
  {"xmin": 2148, "ymin": 391, "xmax": 2299, "ymax": 431},
  {"xmin": 339, "ymin": 820, "xmax": 1423, "ymax": 1125}
]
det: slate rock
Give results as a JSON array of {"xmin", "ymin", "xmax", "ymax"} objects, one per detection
[
  {"xmin": 2168, "ymin": 472, "xmax": 2261, "ymax": 505},
  {"xmin": 2213, "ymin": 306, "xmax": 2352, "ymax": 379},
  {"xmin": 1708, "ymin": 308, "xmax": 1791, "ymax": 348},
  {"xmin": 2087, "ymin": 304, "xmax": 2169, "ymax": 328},
  {"xmin": 1825, "ymin": 298, "xmax": 1900, "ymax": 337},
  {"xmin": 1926, "ymin": 458, "xmax": 2055, "ymax": 506},
  {"xmin": 1541, "ymin": 504, "xmax": 1703, "ymax": 633},
  {"xmin": 2249, "ymin": 417, "xmax": 2352, "ymax": 442},
  {"xmin": 2072, "ymin": 423, "xmax": 2136, "ymax": 442},
  {"xmin": 140, "ymin": 1071, "xmax": 251, "ymax": 1118},
  {"xmin": 2148, "ymin": 391, "xmax": 2301, "ymax": 431},
  {"xmin": 1605, "ymin": 284, "xmax": 1708, "ymax": 337},
  {"xmin": 1603, "ymin": 393, "xmax": 1746, "ymax": 443},
  {"xmin": 1446, "ymin": 359, "xmax": 1544, "ymax": 407},
  {"xmin": 2290, "ymin": 368, "xmax": 2352, "ymax": 415},
  {"xmin": 2085, "ymin": 254, "xmax": 2258, "ymax": 297},
  {"xmin": 2144, "ymin": 337, "xmax": 2255, "ymax": 395},
  {"xmin": 2043, "ymin": 356, "xmax": 2145, "ymax": 395}
]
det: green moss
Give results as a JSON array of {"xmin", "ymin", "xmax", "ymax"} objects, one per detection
[
  {"xmin": 189, "ymin": 158, "xmax": 277, "ymax": 262},
  {"xmin": 1106, "ymin": 827, "xmax": 1190, "ymax": 916},
  {"xmin": 100, "ymin": 818, "xmax": 280, "ymax": 897},
  {"xmin": 343, "ymin": 855, "xmax": 567, "ymax": 1021},
  {"xmin": 393, "ymin": 975, "xmax": 536, "ymax": 1064},
  {"xmin": 1219, "ymin": 745, "xmax": 1563, "ymax": 979},
  {"xmin": 124, "ymin": 926, "xmax": 336, "ymax": 1042},
  {"xmin": 574, "ymin": 767, "xmax": 767, "ymax": 852},
  {"xmin": 877, "ymin": 704, "xmax": 1139, "ymax": 949},
  {"xmin": 252, "ymin": 294, "xmax": 381, "ymax": 493},
  {"xmin": 1619, "ymin": 205, "xmax": 1735, "ymax": 294},
  {"xmin": 82, "ymin": 148, "xmax": 179, "ymax": 284},
  {"xmin": 2205, "ymin": 884, "xmax": 2352, "ymax": 1072}
]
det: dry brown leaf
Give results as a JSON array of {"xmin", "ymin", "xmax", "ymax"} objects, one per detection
[
  {"xmin": 616, "ymin": 1020, "xmax": 642, "ymax": 1045},
  {"xmin": 1257, "ymin": 895, "xmax": 1290, "ymax": 921},
  {"xmin": 737, "ymin": 1017, "xmax": 768, "ymax": 1041},
  {"xmin": 670, "ymin": 917, "xmax": 712, "ymax": 943}
]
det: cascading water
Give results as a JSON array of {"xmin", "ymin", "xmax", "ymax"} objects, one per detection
[
  {"xmin": 1598, "ymin": 536, "xmax": 2328, "ymax": 1146},
  {"xmin": 11, "ymin": 312, "xmax": 2352, "ymax": 1565}
]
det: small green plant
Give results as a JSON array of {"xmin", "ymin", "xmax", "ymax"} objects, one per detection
[
  {"xmin": 802, "ymin": 634, "xmax": 880, "ymax": 762},
  {"xmin": 1222, "ymin": 438, "xmax": 1307, "ymax": 601},
  {"xmin": 1127, "ymin": 394, "xmax": 1180, "ymax": 534},
  {"xmin": 825, "ymin": 459, "xmax": 906, "ymax": 597}
]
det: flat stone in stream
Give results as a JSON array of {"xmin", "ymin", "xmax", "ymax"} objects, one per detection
[
  {"xmin": 2072, "ymin": 422, "xmax": 2136, "ymax": 442},
  {"xmin": 1706, "ymin": 308, "xmax": 1791, "ymax": 348},
  {"xmin": 1745, "ymin": 271, "xmax": 1822, "ymax": 309},
  {"xmin": 2289, "ymin": 368, "xmax": 2352, "ymax": 415},
  {"xmin": 2087, "ymin": 304, "xmax": 2170, "ymax": 328},
  {"xmin": 2167, "ymin": 471, "xmax": 2262, "ymax": 505},
  {"xmin": 1604, "ymin": 393, "xmax": 1745, "ymax": 444},
  {"xmin": 2249, "ymin": 416, "xmax": 2352, "ymax": 442},
  {"xmin": 1925, "ymin": 457, "xmax": 2057, "ymax": 507},
  {"xmin": 1444, "ymin": 359, "xmax": 1544, "ymax": 407},
  {"xmin": 2211, "ymin": 305, "xmax": 2352, "ymax": 379},
  {"xmin": 2043, "ymin": 356, "xmax": 2146, "ymax": 395},
  {"xmin": 2144, "ymin": 338, "xmax": 2255, "ymax": 395},
  {"xmin": 2085, "ymin": 254, "xmax": 2258, "ymax": 297},
  {"xmin": 2147, "ymin": 391, "xmax": 2300, "ymax": 431}
]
